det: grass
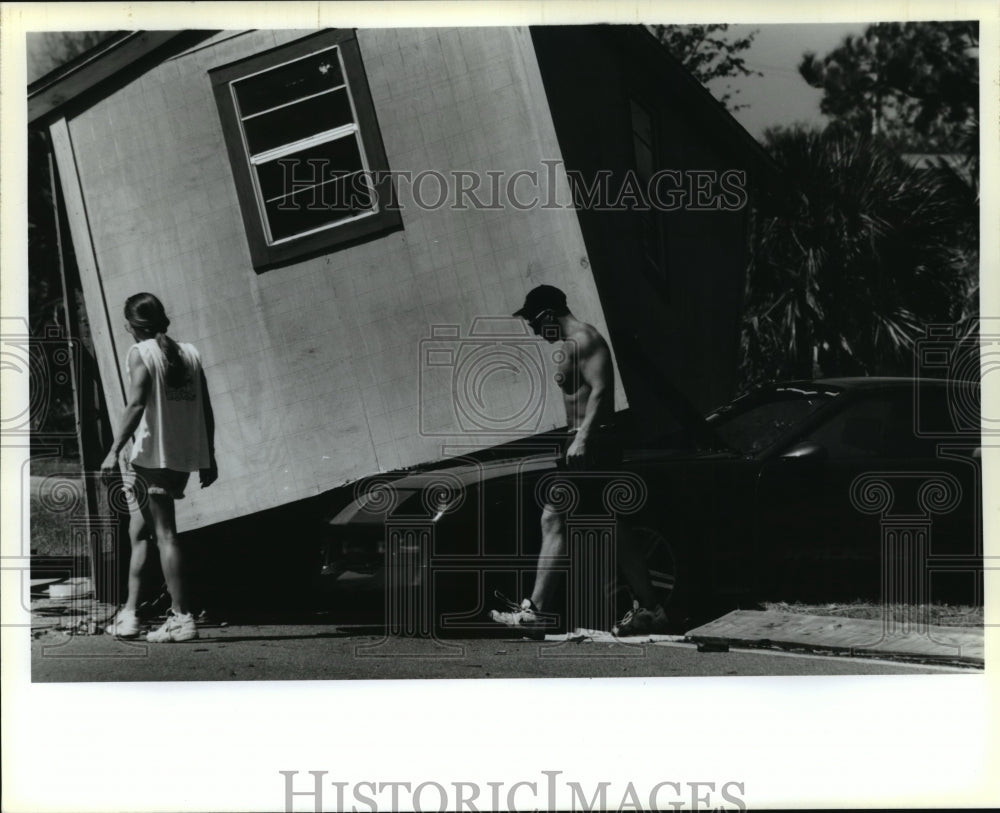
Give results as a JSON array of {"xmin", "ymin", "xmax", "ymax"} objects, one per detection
[
  {"xmin": 28, "ymin": 458, "xmax": 85, "ymax": 556},
  {"xmin": 30, "ymin": 493, "xmax": 79, "ymax": 556},
  {"xmin": 763, "ymin": 600, "xmax": 983, "ymax": 628},
  {"xmin": 30, "ymin": 456, "xmax": 82, "ymax": 477}
]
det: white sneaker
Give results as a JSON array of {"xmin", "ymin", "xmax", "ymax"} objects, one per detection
[
  {"xmin": 146, "ymin": 609, "xmax": 198, "ymax": 643},
  {"xmin": 488, "ymin": 592, "xmax": 552, "ymax": 639},
  {"xmin": 105, "ymin": 608, "xmax": 141, "ymax": 638}
]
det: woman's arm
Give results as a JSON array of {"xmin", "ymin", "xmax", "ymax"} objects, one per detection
[
  {"xmin": 199, "ymin": 368, "xmax": 218, "ymax": 487},
  {"xmin": 100, "ymin": 348, "xmax": 151, "ymax": 475}
]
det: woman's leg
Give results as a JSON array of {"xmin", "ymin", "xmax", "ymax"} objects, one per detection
[
  {"xmin": 147, "ymin": 494, "xmax": 188, "ymax": 615},
  {"xmin": 124, "ymin": 502, "xmax": 154, "ymax": 611}
]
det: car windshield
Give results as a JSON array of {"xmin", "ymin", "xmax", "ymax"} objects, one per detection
[{"xmin": 706, "ymin": 385, "xmax": 841, "ymax": 454}]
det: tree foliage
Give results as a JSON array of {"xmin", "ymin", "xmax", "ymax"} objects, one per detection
[
  {"xmin": 28, "ymin": 33, "xmax": 116, "ymax": 439},
  {"xmin": 649, "ymin": 24, "xmax": 761, "ymax": 110},
  {"xmin": 738, "ymin": 22, "xmax": 980, "ymax": 390},
  {"xmin": 28, "ymin": 30, "xmax": 117, "ymax": 82},
  {"xmin": 740, "ymin": 127, "xmax": 973, "ymax": 389},
  {"xmin": 29, "ymin": 32, "xmax": 117, "ymax": 328},
  {"xmin": 798, "ymin": 22, "xmax": 979, "ymax": 153}
]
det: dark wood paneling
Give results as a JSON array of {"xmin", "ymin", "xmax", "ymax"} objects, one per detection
[{"xmin": 530, "ymin": 25, "xmax": 759, "ymax": 415}]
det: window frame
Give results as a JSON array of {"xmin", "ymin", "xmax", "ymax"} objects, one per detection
[
  {"xmin": 210, "ymin": 29, "xmax": 400, "ymax": 271},
  {"xmin": 628, "ymin": 94, "xmax": 669, "ymax": 300}
]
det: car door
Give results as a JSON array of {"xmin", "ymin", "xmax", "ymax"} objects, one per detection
[{"xmin": 754, "ymin": 387, "xmax": 980, "ymax": 604}]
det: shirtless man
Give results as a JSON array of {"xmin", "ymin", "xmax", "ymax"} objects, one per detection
[{"xmin": 490, "ymin": 284, "xmax": 668, "ymax": 636}]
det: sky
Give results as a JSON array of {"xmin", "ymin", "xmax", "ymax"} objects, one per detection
[{"xmin": 703, "ymin": 23, "xmax": 868, "ymax": 139}]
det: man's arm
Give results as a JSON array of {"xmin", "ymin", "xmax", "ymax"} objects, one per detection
[
  {"xmin": 575, "ymin": 338, "xmax": 612, "ymax": 438},
  {"xmin": 566, "ymin": 334, "xmax": 612, "ymax": 466},
  {"xmin": 100, "ymin": 348, "xmax": 150, "ymax": 475}
]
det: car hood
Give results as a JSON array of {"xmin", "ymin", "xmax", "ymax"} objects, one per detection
[
  {"xmin": 391, "ymin": 454, "xmax": 559, "ymax": 490},
  {"xmin": 329, "ymin": 454, "xmax": 558, "ymax": 526},
  {"xmin": 329, "ymin": 442, "xmax": 734, "ymax": 527}
]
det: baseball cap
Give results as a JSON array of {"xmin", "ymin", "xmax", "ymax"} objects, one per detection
[{"xmin": 513, "ymin": 284, "xmax": 567, "ymax": 319}]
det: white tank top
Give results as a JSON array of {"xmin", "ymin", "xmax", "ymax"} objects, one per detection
[{"xmin": 127, "ymin": 339, "xmax": 212, "ymax": 471}]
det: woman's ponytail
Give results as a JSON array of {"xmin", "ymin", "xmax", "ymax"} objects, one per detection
[
  {"xmin": 157, "ymin": 332, "xmax": 189, "ymax": 388},
  {"xmin": 124, "ymin": 293, "xmax": 190, "ymax": 389}
]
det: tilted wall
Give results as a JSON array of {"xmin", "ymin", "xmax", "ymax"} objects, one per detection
[{"xmin": 56, "ymin": 28, "xmax": 619, "ymax": 531}]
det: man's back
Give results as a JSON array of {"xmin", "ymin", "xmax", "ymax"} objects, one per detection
[{"xmin": 558, "ymin": 322, "xmax": 614, "ymax": 430}]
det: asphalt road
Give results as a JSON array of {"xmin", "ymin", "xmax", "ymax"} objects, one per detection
[{"xmin": 30, "ymin": 622, "xmax": 976, "ymax": 682}]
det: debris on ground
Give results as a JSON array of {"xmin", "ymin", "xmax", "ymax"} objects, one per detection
[
  {"xmin": 46, "ymin": 577, "xmax": 93, "ymax": 599},
  {"xmin": 763, "ymin": 601, "xmax": 983, "ymax": 628},
  {"xmin": 29, "ymin": 591, "xmax": 119, "ymax": 637},
  {"xmin": 690, "ymin": 609, "xmax": 984, "ymax": 666},
  {"xmin": 548, "ymin": 629, "xmax": 688, "ymax": 644}
]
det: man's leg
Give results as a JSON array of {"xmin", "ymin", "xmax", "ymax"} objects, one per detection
[
  {"xmin": 530, "ymin": 504, "xmax": 566, "ymax": 614},
  {"xmin": 611, "ymin": 518, "xmax": 671, "ymax": 635},
  {"xmin": 615, "ymin": 518, "xmax": 660, "ymax": 610},
  {"xmin": 489, "ymin": 503, "xmax": 565, "ymax": 633}
]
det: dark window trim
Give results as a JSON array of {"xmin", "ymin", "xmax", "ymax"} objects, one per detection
[
  {"xmin": 627, "ymin": 91, "xmax": 669, "ymax": 302},
  {"xmin": 210, "ymin": 29, "xmax": 400, "ymax": 271}
]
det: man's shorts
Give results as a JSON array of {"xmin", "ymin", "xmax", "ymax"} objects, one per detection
[
  {"xmin": 124, "ymin": 463, "xmax": 190, "ymax": 502},
  {"xmin": 545, "ymin": 426, "xmax": 623, "ymax": 518}
]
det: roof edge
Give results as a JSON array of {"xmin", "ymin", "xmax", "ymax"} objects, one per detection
[
  {"xmin": 29, "ymin": 30, "xmax": 218, "ymax": 126},
  {"xmin": 28, "ymin": 31, "xmax": 135, "ymax": 96}
]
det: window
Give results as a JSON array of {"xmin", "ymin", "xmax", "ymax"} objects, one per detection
[
  {"xmin": 708, "ymin": 388, "xmax": 839, "ymax": 455},
  {"xmin": 211, "ymin": 30, "xmax": 400, "ymax": 270},
  {"xmin": 804, "ymin": 392, "xmax": 939, "ymax": 459},
  {"xmin": 629, "ymin": 97, "xmax": 668, "ymax": 298}
]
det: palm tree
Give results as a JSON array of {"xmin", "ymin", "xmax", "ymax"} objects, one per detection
[{"xmin": 740, "ymin": 126, "xmax": 972, "ymax": 389}]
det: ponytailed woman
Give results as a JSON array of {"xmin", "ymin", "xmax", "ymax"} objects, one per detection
[{"xmin": 101, "ymin": 293, "xmax": 217, "ymax": 642}]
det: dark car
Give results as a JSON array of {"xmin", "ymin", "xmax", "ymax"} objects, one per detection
[{"xmin": 323, "ymin": 377, "xmax": 982, "ymax": 633}]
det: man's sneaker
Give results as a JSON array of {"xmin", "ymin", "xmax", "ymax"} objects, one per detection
[
  {"xmin": 613, "ymin": 601, "xmax": 670, "ymax": 636},
  {"xmin": 105, "ymin": 607, "xmax": 141, "ymax": 638},
  {"xmin": 146, "ymin": 609, "xmax": 198, "ymax": 643},
  {"xmin": 489, "ymin": 592, "xmax": 550, "ymax": 638}
]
